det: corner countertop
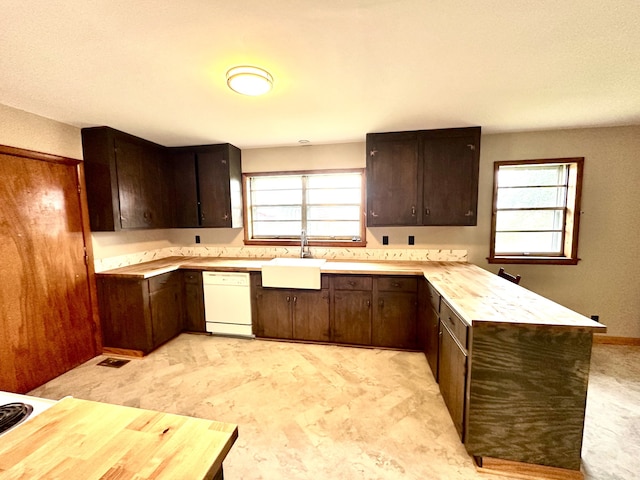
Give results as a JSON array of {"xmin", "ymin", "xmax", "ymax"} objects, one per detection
[
  {"xmin": 0, "ymin": 397, "xmax": 238, "ymax": 480},
  {"xmin": 95, "ymin": 256, "xmax": 606, "ymax": 332}
]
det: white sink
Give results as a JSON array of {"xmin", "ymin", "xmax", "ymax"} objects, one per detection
[{"xmin": 261, "ymin": 258, "xmax": 327, "ymax": 290}]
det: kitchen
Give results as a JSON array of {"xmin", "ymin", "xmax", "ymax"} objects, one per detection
[{"xmin": 2, "ymin": 2, "xmax": 640, "ymax": 479}]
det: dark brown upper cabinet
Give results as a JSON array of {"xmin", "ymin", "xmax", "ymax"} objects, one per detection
[
  {"xmin": 366, "ymin": 127, "xmax": 481, "ymax": 227},
  {"xmin": 82, "ymin": 127, "xmax": 243, "ymax": 231},
  {"xmin": 81, "ymin": 127, "xmax": 173, "ymax": 231},
  {"xmin": 169, "ymin": 144, "xmax": 243, "ymax": 228}
]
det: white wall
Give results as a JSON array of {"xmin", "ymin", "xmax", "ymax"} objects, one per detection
[{"xmin": 0, "ymin": 103, "xmax": 83, "ymax": 159}]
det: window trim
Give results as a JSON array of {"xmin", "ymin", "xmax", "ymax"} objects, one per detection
[
  {"xmin": 242, "ymin": 168, "xmax": 367, "ymax": 247},
  {"xmin": 488, "ymin": 157, "xmax": 584, "ymax": 265}
]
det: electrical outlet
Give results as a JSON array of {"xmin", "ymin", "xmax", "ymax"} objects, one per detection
[
  {"xmin": 408, "ymin": 235, "xmax": 414, "ymax": 245},
  {"xmin": 382, "ymin": 235, "xmax": 389, "ymax": 245},
  {"xmin": 195, "ymin": 235, "xmax": 201, "ymax": 244}
]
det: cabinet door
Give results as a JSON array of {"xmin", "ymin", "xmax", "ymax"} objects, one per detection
[
  {"xmin": 170, "ymin": 150, "xmax": 199, "ymax": 227},
  {"xmin": 183, "ymin": 271, "xmax": 205, "ymax": 332},
  {"xmin": 115, "ymin": 137, "xmax": 169, "ymax": 229},
  {"xmin": 255, "ymin": 288, "xmax": 293, "ymax": 339},
  {"xmin": 332, "ymin": 290, "xmax": 372, "ymax": 345},
  {"xmin": 366, "ymin": 132, "xmax": 420, "ymax": 226},
  {"xmin": 97, "ymin": 277, "xmax": 154, "ymax": 353},
  {"xmin": 421, "ymin": 128, "xmax": 480, "ymax": 226},
  {"xmin": 198, "ymin": 148, "xmax": 232, "ymax": 228},
  {"xmin": 292, "ymin": 290, "xmax": 330, "ymax": 342},
  {"xmin": 149, "ymin": 272, "xmax": 184, "ymax": 348},
  {"xmin": 114, "ymin": 136, "xmax": 152, "ymax": 229},
  {"xmin": 439, "ymin": 322, "xmax": 468, "ymax": 440},
  {"xmin": 373, "ymin": 291, "xmax": 417, "ymax": 349},
  {"xmin": 424, "ymin": 281, "xmax": 440, "ymax": 379}
]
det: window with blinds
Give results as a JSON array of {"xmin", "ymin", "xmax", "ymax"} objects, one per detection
[
  {"xmin": 489, "ymin": 158, "xmax": 583, "ymax": 264},
  {"xmin": 244, "ymin": 170, "xmax": 365, "ymax": 246}
]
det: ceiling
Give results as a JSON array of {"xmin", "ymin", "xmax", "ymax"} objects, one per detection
[{"xmin": 2, "ymin": 1, "xmax": 640, "ymax": 149}]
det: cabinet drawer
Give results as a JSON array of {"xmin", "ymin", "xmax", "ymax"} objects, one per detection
[
  {"xmin": 427, "ymin": 281, "xmax": 440, "ymax": 313},
  {"xmin": 183, "ymin": 270, "xmax": 202, "ymax": 285},
  {"xmin": 333, "ymin": 275, "xmax": 372, "ymax": 290},
  {"xmin": 440, "ymin": 300, "xmax": 468, "ymax": 348},
  {"xmin": 149, "ymin": 271, "xmax": 182, "ymax": 293},
  {"xmin": 377, "ymin": 276, "xmax": 417, "ymax": 292}
]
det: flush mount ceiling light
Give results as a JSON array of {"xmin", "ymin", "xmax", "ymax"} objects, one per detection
[{"xmin": 226, "ymin": 66, "xmax": 273, "ymax": 96}]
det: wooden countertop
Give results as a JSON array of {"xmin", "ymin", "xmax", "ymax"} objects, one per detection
[
  {"xmin": 96, "ymin": 256, "xmax": 605, "ymax": 332},
  {"xmin": 0, "ymin": 397, "xmax": 238, "ymax": 479},
  {"xmin": 422, "ymin": 262, "xmax": 606, "ymax": 331},
  {"xmin": 96, "ymin": 256, "xmax": 430, "ymax": 278}
]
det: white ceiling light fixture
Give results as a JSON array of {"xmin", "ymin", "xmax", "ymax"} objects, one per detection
[{"xmin": 226, "ymin": 66, "xmax": 273, "ymax": 96}]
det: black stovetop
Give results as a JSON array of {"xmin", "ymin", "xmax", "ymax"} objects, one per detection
[{"xmin": 0, "ymin": 402, "xmax": 33, "ymax": 434}]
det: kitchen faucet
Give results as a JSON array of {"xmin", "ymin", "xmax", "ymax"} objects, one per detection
[{"xmin": 300, "ymin": 229, "xmax": 310, "ymax": 258}]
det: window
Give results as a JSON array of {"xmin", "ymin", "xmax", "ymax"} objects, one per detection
[
  {"xmin": 489, "ymin": 158, "xmax": 583, "ymax": 265},
  {"xmin": 243, "ymin": 169, "xmax": 365, "ymax": 246}
]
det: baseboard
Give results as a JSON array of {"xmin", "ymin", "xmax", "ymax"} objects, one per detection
[
  {"xmin": 102, "ymin": 347, "xmax": 145, "ymax": 358},
  {"xmin": 474, "ymin": 456, "xmax": 583, "ymax": 480},
  {"xmin": 593, "ymin": 335, "xmax": 640, "ymax": 346}
]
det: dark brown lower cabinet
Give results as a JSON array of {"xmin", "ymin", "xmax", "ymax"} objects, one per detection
[
  {"xmin": 253, "ymin": 274, "xmax": 420, "ymax": 350},
  {"xmin": 183, "ymin": 270, "xmax": 205, "ymax": 332},
  {"xmin": 372, "ymin": 277, "xmax": 418, "ymax": 349},
  {"xmin": 332, "ymin": 289, "xmax": 372, "ymax": 345},
  {"xmin": 254, "ymin": 289, "xmax": 294, "ymax": 339},
  {"xmin": 331, "ymin": 275, "xmax": 372, "ymax": 345},
  {"xmin": 292, "ymin": 290, "xmax": 330, "ymax": 341},
  {"xmin": 149, "ymin": 273, "xmax": 184, "ymax": 347},
  {"xmin": 438, "ymin": 301, "xmax": 468, "ymax": 441},
  {"xmin": 97, "ymin": 271, "xmax": 183, "ymax": 355},
  {"xmin": 253, "ymin": 275, "xmax": 329, "ymax": 341},
  {"xmin": 424, "ymin": 280, "xmax": 441, "ymax": 379}
]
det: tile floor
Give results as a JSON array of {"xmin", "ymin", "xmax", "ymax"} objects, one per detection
[{"xmin": 29, "ymin": 335, "xmax": 640, "ymax": 480}]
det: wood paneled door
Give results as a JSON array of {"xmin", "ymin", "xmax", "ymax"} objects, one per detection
[{"xmin": 0, "ymin": 146, "xmax": 101, "ymax": 393}]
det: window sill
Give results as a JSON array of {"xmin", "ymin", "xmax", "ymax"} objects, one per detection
[
  {"xmin": 245, "ymin": 239, "xmax": 367, "ymax": 248},
  {"xmin": 488, "ymin": 256, "xmax": 580, "ymax": 265}
]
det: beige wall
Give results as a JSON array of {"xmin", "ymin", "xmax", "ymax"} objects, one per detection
[
  {"xmin": 480, "ymin": 127, "xmax": 640, "ymax": 339},
  {"xmin": 0, "ymin": 103, "xmax": 83, "ymax": 159},
  {"xmin": 3, "ymin": 102, "xmax": 637, "ymax": 337}
]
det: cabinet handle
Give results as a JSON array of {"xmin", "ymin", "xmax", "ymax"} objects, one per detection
[
  {"xmin": 411, "ymin": 206, "xmax": 416, "ymax": 216},
  {"xmin": 286, "ymin": 296, "xmax": 290, "ymax": 302},
  {"xmin": 347, "ymin": 281, "xmax": 355, "ymax": 286},
  {"xmin": 467, "ymin": 144, "xmax": 476, "ymax": 151},
  {"xmin": 293, "ymin": 296, "xmax": 297, "ymax": 304},
  {"xmin": 464, "ymin": 210, "xmax": 474, "ymax": 217},
  {"xmin": 223, "ymin": 213, "xmax": 229, "ymax": 220},
  {"xmin": 201, "ymin": 213, "xmax": 206, "ymax": 221},
  {"xmin": 370, "ymin": 211, "xmax": 379, "ymax": 218},
  {"xmin": 366, "ymin": 300, "xmax": 371, "ymax": 307},
  {"xmin": 425, "ymin": 208, "xmax": 430, "ymax": 216},
  {"xmin": 391, "ymin": 282, "xmax": 400, "ymax": 288}
]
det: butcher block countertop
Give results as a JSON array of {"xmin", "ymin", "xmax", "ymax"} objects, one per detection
[
  {"xmin": 95, "ymin": 256, "xmax": 428, "ymax": 278},
  {"xmin": 0, "ymin": 397, "xmax": 238, "ymax": 480},
  {"xmin": 97, "ymin": 256, "xmax": 605, "ymax": 332}
]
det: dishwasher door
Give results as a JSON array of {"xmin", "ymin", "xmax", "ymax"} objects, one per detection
[{"xmin": 203, "ymin": 272, "xmax": 253, "ymax": 337}]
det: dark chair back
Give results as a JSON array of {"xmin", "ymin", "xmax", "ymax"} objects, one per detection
[{"xmin": 498, "ymin": 267, "xmax": 521, "ymax": 285}]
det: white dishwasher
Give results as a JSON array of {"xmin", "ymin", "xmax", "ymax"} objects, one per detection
[{"xmin": 203, "ymin": 272, "xmax": 253, "ymax": 337}]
